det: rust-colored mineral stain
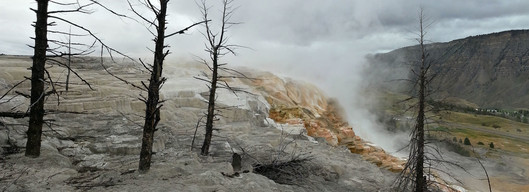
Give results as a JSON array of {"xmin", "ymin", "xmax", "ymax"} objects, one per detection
[
  {"xmin": 268, "ymin": 103, "xmax": 404, "ymax": 172},
  {"xmin": 246, "ymin": 73, "xmax": 404, "ymax": 172}
]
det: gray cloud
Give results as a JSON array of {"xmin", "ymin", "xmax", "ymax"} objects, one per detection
[{"xmin": 3, "ymin": 1, "xmax": 529, "ymax": 58}]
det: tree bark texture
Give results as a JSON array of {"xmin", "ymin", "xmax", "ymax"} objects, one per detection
[
  {"xmin": 414, "ymin": 13, "xmax": 427, "ymax": 192},
  {"xmin": 25, "ymin": 0, "xmax": 49, "ymax": 157},
  {"xmin": 415, "ymin": 66, "xmax": 426, "ymax": 192},
  {"xmin": 200, "ymin": 48, "xmax": 218, "ymax": 156},
  {"xmin": 138, "ymin": 0, "xmax": 167, "ymax": 173}
]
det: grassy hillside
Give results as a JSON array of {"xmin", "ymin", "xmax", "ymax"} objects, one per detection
[
  {"xmin": 375, "ymin": 90, "xmax": 529, "ymax": 157},
  {"xmin": 374, "ymin": 89, "xmax": 529, "ymax": 191},
  {"xmin": 432, "ymin": 111, "xmax": 529, "ymax": 157}
]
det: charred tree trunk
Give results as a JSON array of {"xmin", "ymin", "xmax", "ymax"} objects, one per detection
[
  {"xmin": 415, "ymin": 68, "xmax": 426, "ymax": 192},
  {"xmin": 25, "ymin": 0, "xmax": 49, "ymax": 157},
  {"xmin": 138, "ymin": 0, "xmax": 167, "ymax": 173},
  {"xmin": 201, "ymin": 48, "xmax": 218, "ymax": 156},
  {"xmin": 414, "ymin": 11, "xmax": 427, "ymax": 192},
  {"xmin": 198, "ymin": 0, "xmax": 236, "ymax": 156}
]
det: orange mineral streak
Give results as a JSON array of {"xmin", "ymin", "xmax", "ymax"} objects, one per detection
[{"xmin": 243, "ymin": 72, "xmax": 405, "ymax": 172}]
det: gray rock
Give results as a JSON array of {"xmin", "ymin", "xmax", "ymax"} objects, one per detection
[{"xmin": 0, "ymin": 59, "xmax": 397, "ymax": 192}]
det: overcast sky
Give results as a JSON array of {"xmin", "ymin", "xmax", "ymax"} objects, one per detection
[
  {"xmin": 2, "ymin": 0, "xmax": 529, "ymax": 149},
  {"xmin": 2, "ymin": 1, "xmax": 529, "ymax": 81}
]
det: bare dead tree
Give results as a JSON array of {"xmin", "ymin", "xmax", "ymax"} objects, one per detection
[
  {"xmin": 24, "ymin": 0, "xmax": 91, "ymax": 157},
  {"xmin": 24, "ymin": 0, "xmax": 50, "ymax": 158},
  {"xmin": 22, "ymin": 0, "xmax": 115, "ymax": 157},
  {"xmin": 472, "ymin": 146, "xmax": 492, "ymax": 192},
  {"xmin": 134, "ymin": 0, "xmax": 169, "ymax": 173},
  {"xmin": 392, "ymin": 9, "xmax": 491, "ymax": 192},
  {"xmin": 196, "ymin": 0, "xmax": 248, "ymax": 156},
  {"xmin": 126, "ymin": 0, "xmax": 206, "ymax": 173},
  {"xmin": 1, "ymin": 0, "xmax": 139, "ymax": 158},
  {"xmin": 414, "ymin": 8, "xmax": 428, "ymax": 191},
  {"xmin": 393, "ymin": 8, "xmax": 431, "ymax": 192}
]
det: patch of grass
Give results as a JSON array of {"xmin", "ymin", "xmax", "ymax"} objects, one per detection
[
  {"xmin": 429, "ymin": 126, "xmax": 450, "ymax": 133},
  {"xmin": 440, "ymin": 111, "xmax": 529, "ymax": 136},
  {"xmin": 436, "ymin": 126, "xmax": 529, "ymax": 157},
  {"xmin": 442, "ymin": 111, "xmax": 503, "ymax": 126}
]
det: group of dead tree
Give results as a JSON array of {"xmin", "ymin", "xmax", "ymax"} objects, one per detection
[
  {"xmin": 0, "ymin": 0, "xmax": 245, "ymax": 174},
  {"xmin": 0, "ymin": 1, "xmax": 494, "ymax": 191}
]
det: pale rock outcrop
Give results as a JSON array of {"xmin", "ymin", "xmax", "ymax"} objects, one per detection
[{"xmin": 0, "ymin": 56, "xmax": 396, "ymax": 191}]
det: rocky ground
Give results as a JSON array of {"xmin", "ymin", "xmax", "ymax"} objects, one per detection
[{"xmin": 0, "ymin": 56, "xmax": 397, "ymax": 191}]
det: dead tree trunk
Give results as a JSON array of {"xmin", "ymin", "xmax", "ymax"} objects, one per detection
[
  {"xmin": 395, "ymin": 8, "xmax": 488, "ymax": 192},
  {"xmin": 25, "ymin": 0, "xmax": 49, "ymax": 157},
  {"xmin": 415, "ymin": 60, "xmax": 426, "ymax": 192},
  {"xmin": 138, "ymin": 0, "xmax": 168, "ymax": 173},
  {"xmin": 414, "ymin": 11, "xmax": 427, "ymax": 192},
  {"xmin": 125, "ymin": 0, "xmax": 204, "ymax": 172},
  {"xmin": 20, "ymin": 0, "xmax": 122, "ymax": 157},
  {"xmin": 201, "ymin": 48, "xmax": 218, "ymax": 156},
  {"xmin": 393, "ymin": 8, "xmax": 432, "ymax": 191},
  {"xmin": 198, "ymin": 0, "xmax": 238, "ymax": 156}
]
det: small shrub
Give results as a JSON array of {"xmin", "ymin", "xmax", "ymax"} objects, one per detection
[
  {"xmin": 489, "ymin": 142, "xmax": 494, "ymax": 148},
  {"xmin": 253, "ymin": 156, "xmax": 313, "ymax": 185},
  {"xmin": 477, "ymin": 141, "xmax": 484, "ymax": 145},
  {"xmin": 492, "ymin": 124, "xmax": 501, "ymax": 129},
  {"xmin": 252, "ymin": 130, "xmax": 316, "ymax": 185},
  {"xmin": 452, "ymin": 137, "xmax": 457, "ymax": 142},
  {"xmin": 464, "ymin": 137, "xmax": 471, "ymax": 145},
  {"xmin": 517, "ymin": 129, "xmax": 522, "ymax": 132},
  {"xmin": 481, "ymin": 122, "xmax": 489, "ymax": 127},
  {"xmin": 459, "ymin": 139, "xmax": 462, "ymax": 143}
]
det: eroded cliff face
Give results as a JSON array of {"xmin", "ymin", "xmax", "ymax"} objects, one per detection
[
  {"xmin": 241, "ymin": 71, "xmax": 404, "ymax": 172},
  {"xmin": 369, "ymin": 29, "xmax": 529, "ymax": 108}
]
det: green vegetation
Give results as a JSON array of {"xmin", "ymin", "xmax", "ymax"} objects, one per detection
[
  {"xmin": 428, "ymin": 99, "xmax": 478, "ymax": 114},
  {"xmin": 378, "ymin": 91, "xmax": 529, "ymax": 157},
  {"xmin": 464, "ymin": 137, "xmax": 471, "ymax": 145},
  {"xmin": 481, "ymin": 122, "xmax": 501, "ymax": 128},
  {"xmin": 429, "ymin": 99, "xmax": 529, "ymax": 124},
  {"xmin": 438, "ymin": 111, "xmax": 529, "ymax": 137},
  {"xmin": 429, "ymin": 126, "xmax": 449, "ymax": 133}
]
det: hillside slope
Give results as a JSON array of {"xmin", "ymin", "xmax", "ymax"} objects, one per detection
[
  {"xmin": 368, "ymin": 30, "xmax": 529, "ymax": 109},
  {"xmin": 0, "ymin": 56, "xmax": 397, "ymax": 191}
]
